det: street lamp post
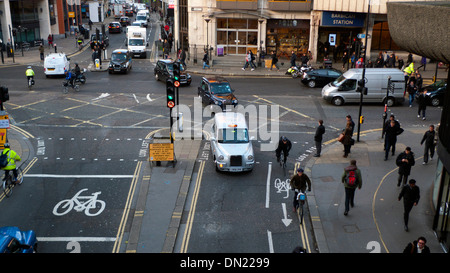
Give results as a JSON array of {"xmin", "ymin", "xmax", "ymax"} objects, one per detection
[
  {"xmin": 258, "ymin": 19, "xmax": 264, "ymax": 67},
  {"xmin": 356, "ymin": 0, "xmax": 371, "ymax": 142}
]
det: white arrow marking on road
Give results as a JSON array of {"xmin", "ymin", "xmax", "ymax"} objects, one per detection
[{"xmin": 281, "ymin": 203, "xmax": 292, "ymax": 227}]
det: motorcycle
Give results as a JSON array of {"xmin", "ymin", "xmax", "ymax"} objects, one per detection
[
  {"xmin": 286, "ymin": 66, "xmax": 300, "ymax": 79},
  {"xmin": 74, "ymin": 68, "xmax": 87, "ymax": 85}
]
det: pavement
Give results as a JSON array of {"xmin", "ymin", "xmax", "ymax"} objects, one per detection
[{"xmin": 1, "ymin": 14, "xmax": 448, "ymax": 253}]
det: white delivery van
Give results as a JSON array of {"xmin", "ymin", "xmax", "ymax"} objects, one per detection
[
  {"xmin": 210, "ymin": 112, "xmax": 255, "ymax": 172},
  {"xmin": 322, "ymin": 68, "xmax": 405, "ymax": 106},
  {"xmin": 126, "ymin": 26, "xmax": 147, "ymax": 58},
  {"xmin": 44, "ymin": 53, "xmax": 70, "ymax": 77},
  {"xmin": 135, "ymin": 11, "xmax": 148, "ymax": 27}
]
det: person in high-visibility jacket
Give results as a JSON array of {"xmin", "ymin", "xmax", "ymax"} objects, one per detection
[
  {"xmin": 25, "ymin": 65, "xmax": 35, "ymax": 83},
  {"xmin": 1, "ymin": 143, "xmax": 21, "ymax": 183},
  {"xmin": 403, "ymin": 62, "xmax": 415, "ymax": 91}
]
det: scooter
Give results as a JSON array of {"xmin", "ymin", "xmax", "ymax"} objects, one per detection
[
  {"xmin": 286, "ymin": 66, "xmax": 300, "ymax": 78},
  {"xmin": 74, "ymin": 68, "xmax": 87, "ymax": 85}
]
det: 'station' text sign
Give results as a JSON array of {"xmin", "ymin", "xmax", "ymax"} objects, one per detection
[{"xmin": 149, "ymin": 143, "xmax": 174, "ymax": 161}]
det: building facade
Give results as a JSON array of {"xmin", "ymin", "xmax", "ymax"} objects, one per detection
[{"xmin": 173, "ymin": 0, "xmax": 440, "ymax": 64}]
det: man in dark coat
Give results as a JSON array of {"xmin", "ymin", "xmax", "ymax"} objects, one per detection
[
  {"xmin": 384, "ymin": 119, "xmax": 401, "ymax": 160},
  {"xmin": 420, "ymin": 124, "xmax": 436, "ymax": 164},
  {"xmin": 314, "ymin": 119, "xmax": 325, "ymax": 157},
  {"xmin": 403, "ymin": 236, "xmax": 430, "ymax": 253},
  {"xmin": 290, "ymin": 168, "xmax": 311, "ymax": 212},
  {"xmin": 396, "ymin": 147, "xmax": 415, "ymax": 187},
  {"xmin": 398, "ymin": 179, "xmax": 420, "ymax": 231},
  {"xmin": 417, "ymin": 89, "xmax": 428, "ymax": 120},
  {"xmin": 341, "ymin": 160, "xmax": 362, "ymax": 216}
]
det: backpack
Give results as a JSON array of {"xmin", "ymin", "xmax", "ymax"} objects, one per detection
[
  {"xmin": 0, "ymin": 150, "xmax": 10, "ymax": 168},
  {"xmin": 346, "ymin": 169, "xmax": 357, "ymax": 187}
]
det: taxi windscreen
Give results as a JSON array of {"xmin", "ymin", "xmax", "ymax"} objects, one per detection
[{"xmin": 218, "ymin": 128, "xmax": 249, "ymax": 143}]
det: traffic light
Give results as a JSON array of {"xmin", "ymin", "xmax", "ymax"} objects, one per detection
[
  {"xmin": 0, "ymin": 86, "xmax": 9, "ymax": 102},
  {"xmin": 166, "ymin": 79, "xmax": 175, "ymax": 108},
  {"xmin": 173, "ymin": 62, "xmax": 180, "ymax": 88},
  {"xmin": 356, "ymin": 79, "xmax": 367, "ymax": 95}
]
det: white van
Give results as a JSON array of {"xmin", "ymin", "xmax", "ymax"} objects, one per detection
[
  {"xmin": 135, "ymin": 11, "xmax": 148, "ymax": 27},
  {"xmin": 210, "ymin": 112, "xmax": 255, "ymax": 172},
  {"xmin": 44, "ymin": 53, "xmax": 70, "ymax": 77},
  {"xmin": 322, "ymin": 68, "xmax": 405, "ymax": 106}
]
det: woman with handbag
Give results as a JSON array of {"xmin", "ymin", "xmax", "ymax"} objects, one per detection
[{"xmin": 341, "ymin": 121, "xmax": 354, "ymax": 158}]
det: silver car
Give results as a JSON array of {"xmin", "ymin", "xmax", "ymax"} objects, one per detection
[{"xmin": 210, "ymin": 112, "xmax": 255, "ymax": 172}]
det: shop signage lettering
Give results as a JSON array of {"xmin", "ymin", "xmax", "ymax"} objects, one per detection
[{"xmin": 322, "ymin": 11, "xmax": 365, "ymax": 27}]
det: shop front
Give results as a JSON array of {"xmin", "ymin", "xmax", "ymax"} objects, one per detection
[
  {"xmin": 216, "ymin": 18, "xmax": 258, "ymax": 56},
  {"xmin": 318, "ymin": 11, "xmax": 365, "ymax": 62},
  {"xmin": 266, "ymin": 19, "xmax": 309, "ymax": 60}
]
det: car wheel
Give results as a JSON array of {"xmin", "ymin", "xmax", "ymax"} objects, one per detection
[
  {"xmin": 331, "ymin": 97, "xmax": 344, "ymax": 106},
  {"xmin": 431, "ymin": 97, "xmax": 440, "ymax": 107},
  {"xmin": 155, "ymin": 73, "xmax": 159, "ymax": 81},
  {"xmin": 386, "ymin": 97, "xmax": 395, "ymax": 107},
  {"xmin": 307, "ymin": 80, "xmax": 316, "ymax": 88}
]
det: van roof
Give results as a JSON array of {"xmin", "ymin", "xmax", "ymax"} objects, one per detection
[
  {"xmin": 344, "ymin": 68, "xmax": 403, "ymax": 77},
  {"xmin": 45, "ymin": 53, "xmax": 67, "ymax": 59},
  {"xmin": 214, "ymin": 112, "xmax": 247, "ymax": 129}
]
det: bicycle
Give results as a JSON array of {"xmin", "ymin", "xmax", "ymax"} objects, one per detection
[
  {"xmin": 53, "ymin": 188, "xmax": 105, "ymax": 216},
  {"xmin": 2, "ymin": 165, "xmax": 24, "ymax": 198},
  {"xmin": 62, "ymin": 79, "xmax": 80, "ymax": 94},
  {"xmin": 296, "ymin": 190, "xmax": 306, "ymax": 225},
  {"xmin": 279, "ymin": 150, "xmax": 287, "ymax": 169},
  {"xmin": 27, "ymin": 77, "xmax": 35, "ymax": 90}
]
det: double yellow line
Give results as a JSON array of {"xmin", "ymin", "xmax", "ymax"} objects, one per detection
[
  {"xmin": 180, "ymin": 160, "xmax": 205, "ymax": 253},
  {"xmin": 112, "ymin": 160, "xmax": 143, "ymax": 253}
]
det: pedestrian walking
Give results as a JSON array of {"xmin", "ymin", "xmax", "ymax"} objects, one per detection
[
  {"xmin": 290, "ymin": 51, "xmax": 297, "ymax": 67},
  {"xmin": 346, "ymin": 115, "xmax": 355, "ymax": 136},
  {"xmin": 420, "ymin": 56, "xmax": 427, "ymax": 71},
  {"xmin": 341, "ymin": 160, "xmax": 362, "ymax": 216},
  {"xmin": 384, "ymin": 119, "xmax": 401, "ymax": 160},
  {"xmin": 420, "ymin": 124, "xmax": 436, "ymax": 164},
  {"xmin": 398, "ymin": 179, "xmax": 420, "ymax": 231},
  {"xmin": 269, "ymin": 51, "xmax": 279, "ymax": 71},
  {"xmin": 375, "ymin": 51, "xmax": 384, "ymax": 68},
  {"xmin": 403, "ymin": 236, "xmax": 430, "ymax": 253},
  {"xmin": 300, "ymin": 53, "xmax": 309, "ymax": 67},
  {"xmin": 417, "ymin": 89, "xmax": 428, "ymax": 120},
  {"xmin": 350, "ymin": 51, "xmax": 356, "ymax": 68},
  {"xmin": 387, "ymin": 53, "xmax": 396, "ymax": 68},
  {"xmin": 396, "ymin": 147, "xmax": 415, "ymax": 187},
  {"xmin": 290, "ymin": 168, "xmax": 311, "ymax": 212},
  {"xmin": 39, "ymin": 44, "xmax": 45, "ymax": 61},
  {"xmin": 307, "ymin": 50, "xmax": 313, "ymax": 66},
  {"xmin": 202, "ymin": 50, "xmax": 210, "ymax": 69},
  {"xmin": 415, "ymin": 71, "xmax": 423, "ymax": 91},
  {"xmin": 242, "ymin": 50, "xmax": 256, "ymax": 71},
  {"xmin": 341, "ymin": 120, "xmax": 354, "ymax": 158},
  {"xmin": 47, "ymin": 34, "xmax": 53, "ymax": 48},
  {"xmin": 406, "ymin": 81, "xmax": 417, "ymax": 107},
  {"xmin": 313, "ymin": 120, "xmax": 325, "ymax": 157},
  {"xmin": 342, "ymin": 51, "xmax": 349, "ymax": 70}
]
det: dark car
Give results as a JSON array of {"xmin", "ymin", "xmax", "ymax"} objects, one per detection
[
  {"xmin": 420, "ymin": 79, "xmax": 447, "ymax": 92},
  {"xmin": 301, "ymin": 68, "xmax": 343, "ymax": 88},
  {"xmin": 198, "ymin": 76, "xmax": 238, "ymax": 110},
  {"xmin": 108, "ymin": 49, "xmax": 132, "ymax": 74},
  {"xmin": 154, "ymin": 59, "xmax": 192, "ymax": 86},
  {"xmin": 90, "ymin": 33, "xmax": 109, "ymax": 49},
  {"xmin": 125, "ymin": 9, "xmax": 134, "ymax": 17},
  {"xmin": 119, "ymin": 16, "xmax": 131, "ymax": 27},
  {"xmin": 415, "ymin": 85, "xmax": 447, "ymax": 107},
  {"xmin": 0, "ymin": 226, "xmax": 37, "ymax": 253},
  {"xmin": 108, "ymin": 22, "xmax": 122, "ymax": 33}
]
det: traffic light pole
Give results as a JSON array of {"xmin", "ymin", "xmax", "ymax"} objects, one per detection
[{"xmin": 357, "ymin": 0, "xmax": 371, "ymax": 142}]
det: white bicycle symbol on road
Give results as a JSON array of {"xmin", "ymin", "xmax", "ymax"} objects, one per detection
[{"xmin": 53, "ymin": 188, "xmax": 106, "ymax": 217}]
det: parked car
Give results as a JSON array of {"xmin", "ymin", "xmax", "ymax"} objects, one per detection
[
  {"xmin": 108, "ymin": 49, "xmax": 132, "ymax": 74},
  {"xmin": 44, "ymin": 53, "xmax": 70, "ymax": 77},
  {"xmin": 108, "ymin": 22, "xmax": 122, "ymax": 33},
  {"xmin": 420, "ymin": 79, "xmax": 447, "ymax": 92},
  {"xmin": 0, "ymin": 226, "xmax": 37, "ymax": 253},
  {"xmin": 154, "ymin": 59, "xmax": 192, "ymax": 86},
  {"xmin": 90, "ymin": 33, "xmax": 109, "ymax": 49},
  {"xmin": 301, "ymin": 68, "xmax": 343, "ymax": 88},
  {"xmin": 198, "ymin": 76, "xmax": 238, "ymax": 111},
  {"xmin": 119, "ymin": 16, "xmax": 131, "ymax": 27}
]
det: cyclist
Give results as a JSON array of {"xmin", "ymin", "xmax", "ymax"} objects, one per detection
[
  {"xmin": 1, "ymin": 143, "xmax": 21, "ymax": 183},
  {"xmin": 276, "ymin": 136, "xmax": 292, "ymax": 163},
  {"xmin": 64, "ymin": 69, "xmax": 75, "ymax": 87},
  {"xmin": 25, "ymin": 66, "xmax": 35, "ymax": 85},
  {"xmin": 290, "ymin": 168, "xmax": 311, "ymax": 212}
]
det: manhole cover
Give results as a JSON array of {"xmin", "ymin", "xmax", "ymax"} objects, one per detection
[{"xmin": 343, "ymin": 224, "xmax": 360, "ymax": 233}]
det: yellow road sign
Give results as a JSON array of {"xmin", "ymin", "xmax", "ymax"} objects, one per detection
[{"xmin": 149, "ymin": 143, "xmax": 174, "ymax": 161}]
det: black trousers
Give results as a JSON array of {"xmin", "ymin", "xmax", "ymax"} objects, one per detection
[
  {"xmin": 398, "ymin": 173, "xmax": 409, "ymax": 186},
  {"xmin": 423, "ymin": 143, "xmax": 435, "ymax": 163},
  {"xmin": 403, "ymin": 201, "xmax": 415, "ymax": 226},
  {"xmin": 4, "ymin": 169, "xmax": 18, "ymax": 181},
  {"xmin": 344, "ymin": 187, "xmax": 356, "ymax": 212}
]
